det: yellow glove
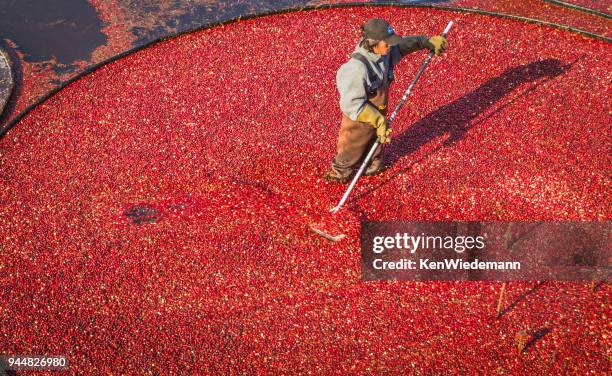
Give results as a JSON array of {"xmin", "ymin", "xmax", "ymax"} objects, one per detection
[
  {"xmin": 427, "ymin": 35, "xmax": 448, "ymax": 56},
  {"xmin": 376, "ymin": 125, "xmax": 392, "ymax": 144},
  {"xmin": 357, "ymin": 104, "xmax": 391, "ymax": 144}
]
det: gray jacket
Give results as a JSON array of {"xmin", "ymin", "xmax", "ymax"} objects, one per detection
[{"xmin": 336, "ymin": 36, "xmax": 429, "ymax": 120}]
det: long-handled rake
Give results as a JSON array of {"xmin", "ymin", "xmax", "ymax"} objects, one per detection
[{"xmin": 311, "ymin": 21, "xmax": 455, "ymax": 242}]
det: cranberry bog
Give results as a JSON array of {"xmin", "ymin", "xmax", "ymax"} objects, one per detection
[{"xmin": 0, "ymin": 5, "xmax": 610, "ymax": 374}]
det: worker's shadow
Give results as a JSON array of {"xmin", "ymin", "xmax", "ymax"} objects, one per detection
[
  {"xmin": 352, "ymin": 58, "xmax": 573, "ymax": 204},
  {"xmin": 384, "ymin": 58, "xmax": 570, "ymax": 170}
]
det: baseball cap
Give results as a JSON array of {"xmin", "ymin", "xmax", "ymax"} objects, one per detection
[{"xmin": 361, "ymin": 18, "xmax": 403, "ymax": 45}]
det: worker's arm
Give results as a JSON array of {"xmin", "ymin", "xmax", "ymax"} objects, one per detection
[
  {"xmin": 336, "ymin": 61, "xmax": 391, "ymax": 143},
  {"xmin": 397, "ymin": 35, "xmax": 430, "ymax": 56},
  {"xmin": 336, "ymin": 60, "xmax": 369, "ymax": 121},
  {"xmin": 398, "ymin": 35, "xmax": 448, "ymax": 57}
]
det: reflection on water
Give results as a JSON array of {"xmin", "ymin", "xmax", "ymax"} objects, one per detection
[{"xmin": 126, "ymin": 0, "xmax": 313, "ymax": 45}]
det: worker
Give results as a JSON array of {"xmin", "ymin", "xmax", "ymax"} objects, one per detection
[{"xmin": 323, "ymin": 18, "xmax": 447, "ymax": 183}]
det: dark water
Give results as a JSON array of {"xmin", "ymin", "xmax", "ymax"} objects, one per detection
[{"xmin": 0, "ymin": 0, "xmax": 107, "ymax": 64}]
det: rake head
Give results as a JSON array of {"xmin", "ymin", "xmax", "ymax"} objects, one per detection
[{"xmin": 309, "ymin": 224, "xmax": 346, "ymax": 242}]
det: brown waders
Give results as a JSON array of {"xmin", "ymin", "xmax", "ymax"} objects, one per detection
[{"xmin": 329, "ymin": 85, "xmax": 388, "ymax": 181}]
